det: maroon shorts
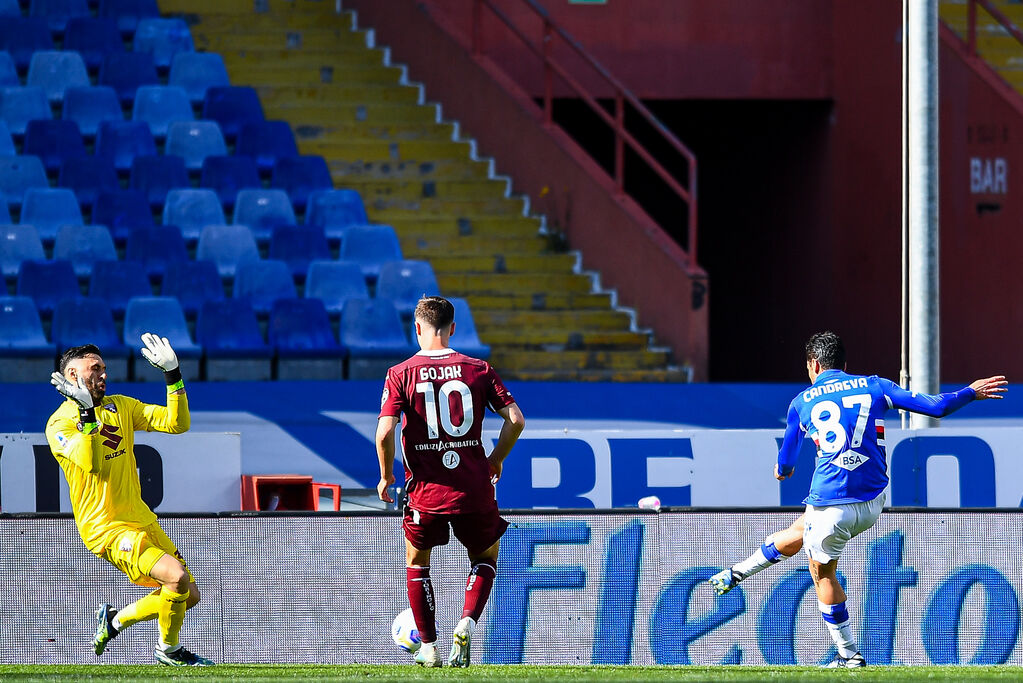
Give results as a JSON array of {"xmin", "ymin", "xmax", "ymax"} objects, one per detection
[{"xmin": 403, "ymin": 507, "xmax": 509, "ymax": 555}]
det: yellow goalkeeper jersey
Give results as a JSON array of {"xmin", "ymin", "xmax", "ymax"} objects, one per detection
[{"xmin": 45, "ymin": 391, "xmax": 190, "ymax": 555}]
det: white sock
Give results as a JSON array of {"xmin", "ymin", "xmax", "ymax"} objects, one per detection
[
  {"xmin": 732, "ymin": 540, "xmax": 787, "ymax": 579},
  {"xmin": 158, "ymin": 642, "xmax": 181, "ymax": 653},
  {"xmin": 819, "ymin": 600, "xmax": 857, "ymax": 658},
  {"xmin": 111, "ymin": 615, "xmax": 123, "ymax": 631}
]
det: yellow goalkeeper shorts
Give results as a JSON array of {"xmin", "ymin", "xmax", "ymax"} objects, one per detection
[{"xmin": 102, "ymin": 523, "xmax": 194, "ymax": 588}]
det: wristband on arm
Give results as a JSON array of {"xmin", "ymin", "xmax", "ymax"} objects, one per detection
[
  {"xmin": 164, "ymin": 367, "xmax": 184, "ymax": 391},
  {"xmin": 79, "ymin": 407, "xmax": 98, "ymax": 434}
]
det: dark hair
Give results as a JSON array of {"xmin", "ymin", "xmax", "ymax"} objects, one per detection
[
  {"xmin": 59, "ymin": 344, "xmax": 102, "ymax": 374},
  {"xmin": 414, "ymin": 296, "xmax": 455, "ymax": 330},
  {"xmin": 805, "ymin": 331, "xmax": 845, "ymax": 370}
]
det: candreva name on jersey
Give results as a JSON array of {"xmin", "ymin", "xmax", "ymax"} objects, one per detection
[{"xmin": 803, "ymin": 377, "xmax": 869, "ymax": 402}]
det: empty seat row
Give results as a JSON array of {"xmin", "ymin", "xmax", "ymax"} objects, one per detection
[
  {"xmin": 0, "ymin": 15, "xmax": 189, "ymax": 69},
  {"xmin": 4, "ymin": 1, "xmax": 159, "ymax": 35}
]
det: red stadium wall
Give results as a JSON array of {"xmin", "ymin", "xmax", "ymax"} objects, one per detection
[{"xmin": 348, "ymin": 0, "xmax": 1023, "ymax": 382}]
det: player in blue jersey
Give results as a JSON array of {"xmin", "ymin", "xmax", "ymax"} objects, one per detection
[{"xmin": 708, "ymin": 331, "xmax": 1006, "ymax": 668}]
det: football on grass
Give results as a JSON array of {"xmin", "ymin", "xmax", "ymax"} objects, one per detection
[{"xmin": 391, "ymin": 608, "xmax": 421, "ymax": 653}]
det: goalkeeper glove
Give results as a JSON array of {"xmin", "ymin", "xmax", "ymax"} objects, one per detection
[
  {"xmin": 140, "ymin": 333, "xmax": 183, "ymax": 388},
  {"xmin": 50, "ymin": 372, "xmax": 97, "ymax": 431}
]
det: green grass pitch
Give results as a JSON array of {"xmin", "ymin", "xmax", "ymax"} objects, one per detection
[{"xmin": 0, "ymin": 665, "xmax": 1020, "ymax": 682}]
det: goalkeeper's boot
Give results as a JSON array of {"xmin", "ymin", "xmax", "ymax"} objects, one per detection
[
  {"xmin": 448, "ymin": 616, "xmax": 475, "ymax": 668},
  {"xmin": 824, "ymin": 652, "xmax": 866, "ymax": 669},
  {"xmin": 708, "ymin": 568, "xmax": 741, "ymax": 596},
  {"xmin": 155, "ymin": 646, "xmax": 215, "ymax": 667},
  {"xmin": 92, "ymin": 603, "xmax": 119, "ymax": 656},
  {"xmin": 414, "ymin": 642, "xmax": 443, "ymax": 667}
]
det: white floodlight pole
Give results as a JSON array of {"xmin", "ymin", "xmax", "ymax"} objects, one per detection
[{"xmin": 906, "ymin": 0, "xmax": 941, "ymax": 428}]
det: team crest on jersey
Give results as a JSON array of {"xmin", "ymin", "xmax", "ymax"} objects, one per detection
[
  {"xmin": 832, "ymin": 451, "xmax": 868, "ymax": 472},
  {"xmin": 103, "ymin": 402, "xmax": 117, "ymax": 413}
]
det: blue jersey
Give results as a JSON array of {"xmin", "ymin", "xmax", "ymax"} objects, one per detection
[{"xmin": 777, "ymin": 369, "xmax": 976, "ymax": 506}]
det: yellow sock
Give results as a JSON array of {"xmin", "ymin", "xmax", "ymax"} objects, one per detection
[
  {"xmin": 114, "ymin": 589, "xmax": 161, "ymax": 630},
  {"xmin": 157, "ymin": 587, "xmax": 189, "ymax": 649}
]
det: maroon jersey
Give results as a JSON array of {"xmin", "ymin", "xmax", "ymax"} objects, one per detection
[{"xmin": 379, "ymin": 348, "xmax": 516, "ymax": 514}]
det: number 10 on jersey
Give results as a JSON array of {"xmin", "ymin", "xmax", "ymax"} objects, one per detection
[{"xmin": 416, "ymin": 380, "xmax": 474, "ymax": 439}]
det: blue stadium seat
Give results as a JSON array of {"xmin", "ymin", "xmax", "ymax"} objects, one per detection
[
  {"xmin": 125, "ymin": 225, "xmax": 187, "ymax": 280},
  {"xmin": 99, "ymin": 52, "xmax": 158, "ymax": 105},
  {"xmin": 162, "ymin": 188, "xmax": 225, "ymax": 243},
  {"xmin": 21, "ymin": 187, "xmax": 84, "ymax": 242},
  {"xmin": 95, "ymin": 120, "xmax": 157, "ymax": 172},
  {"xmin": 376, "ymin": 260, "xmax": 441, "ymax": 317},
  {"xmin": 0, "ymin": 86, "xmax": 51, "ymax": 137},
  {"xmin": 200, "ymin": 155, "xmax": 259, "ymax": 210},
  {"xmin": 29, "ymin": 0, "xmax": 90, "ymax": 34},
  {"xmin": 16, "ymin": 258, "xmax": 79, "ymax": 315},
  {"xmin": 133, "ymin": 18, "xmax": 193, "ymax": 70},
  {"xmin": 196, "ymin": 223, "xmax": 259, "ymax": 279},
  {"xmin": 52, "ymin": 296, "xmax": 130, "ymax": 379},
  {"xmin": 0, "ymin": 18, "xmax": 54, "ymax": 70},
  {"xmin": 27, "ymin": 51, "xmax": 90, "ymax": 103},
  {"xmin": 0, "ymin": 223, "xmax": 45, "ymax": 279},
  {"xmin": 122, "ymin": 295, "xmax": 201, "ymax": 380},
  {"xmin": 63, "ymin": 86, "xmax": 123, "ymax": 138},
  {"xmin": 132, "ymin": 85, "xmax": 193, "ymax": 139},
  {"xmin": 0, "ymin": 1, "xmax": 19, "ymax": 17},
  {"xmin": 0, "ymin": 156, "xmax": 48, "ymax": 209},
  {"xmin": 234, "ymin": 259, "xmax": 297, "ymax": 315},
  {"xmin": 232, "ymin": 188, "xmax": 295, "ymax": 243},
  {"xmin": 165, "ymin": 120, "xmax": 227, "ymax": 172},
  {"xmin": 445, "ymin": 297, "xmax": 490, "ymax": 359},
  {"xmin": 197, "ymin": 298, "xmax": 272, "ymax": 380},
  {"xmin": 53, "ymin": 224, "xmax": 117, "ymax": 277},
  {"xmin": 304, "ymin": 260, "xmax": 368, "ymax": 315},
  {"xmin": 91, "ymin": 189, "xmax": 153, "ymax": 243},
  {"xmin": 58, "ymin": 156, "xmax": 120, "ymax": 209},
  {"xmin": 0, "ymin": 51, "xmax": 18, "ymax": 87},
  {"xmin": 341, "ymin": 297, "xmax": 415, "ymax": 378},
  {"xmin": 0, "ymin": 121, "xmax": 11, "ymax": 156},
  {"xmin": 202, "ymin": 86, "xmax": 264, "ymax": 141},
  {"xmin": 236, "ymin": 120, "xmax": 298, "ymax": 173},
  {"xmin": 169, "ymin": 52, "xmax": 229, "ymax": 105},
  {"xmin": 269, "ymin": 297, "xmax": 345, "ymax": 379},
  {"xmin": 269, "ymin": 225, "xmax": 329, "ymax": 280},
  {"xmin": 0, "ymin": 296, "xmax": 55, "ymax": 367},
  {"xmin": 0, "ymin": 195, "xmax": 8, "ymax": 223},
  {"xmin": 64, "ymin": 18, "xmax": 124, "ymax": 72},
  {"xmin": 271, "ymin": 156, "xmax": 333, "ymax": 211},
  {"xmin": 305, "ymin": 188, "xmax": 369, "ymax": 243},
  {"xmin": 23, "ymin": 119, "xmax": 87, "ymax": 173},
  {"xmin": 130, "ymin": 154, "xmax": 189, "ymax": 208},
  {"xmin": 100, "ymin": 0, "xmax": 159, "ymax": 36},
  {"xmin": 338, "ymin": 224, "xmax": 403, "ymax": 282},
  {"xmin": 162, "ymin": 259, "xmax": 223, "ymax": 316},
  {"xmin": 88, "ymin": 258, "xmax": 151, "ymax": 314}
]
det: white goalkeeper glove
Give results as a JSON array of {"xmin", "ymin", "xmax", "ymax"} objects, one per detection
[
  {"xmin": 50, "ymin": 372, "xmax": 94, "ymax": 410},
  {"xmin": 140, "ymin": 333, "xmax": 179, "ymax": 372}
]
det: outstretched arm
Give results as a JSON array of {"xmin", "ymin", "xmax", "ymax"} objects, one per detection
[
  {"xmin": 376, "ymin": 416, "xmax": 399, "ymax": 503},
  {"xmin": 775, "ymin": 404, "xmax": 803, "ymax": 480},
  {"xmin": 882, "ymin": 376, "xmax": 1006, "ymax": 418},
  {"xmin": 135, "ymin": 334, "xmax": 190, "ymax": 434},
  {"xmin": 488, "ymin": 402, "xmax": 525, "ymax": 483}
]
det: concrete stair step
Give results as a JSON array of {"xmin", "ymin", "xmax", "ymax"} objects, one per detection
[
  {"xmin": 257, "ymin": 85, "xmax": 422, "ymax": 107},
  {"xmin": 367, "ymin": 197, "xmax": 527, "ymax": 218},
  {"xmin": 185, "ymin": 12, "xmax": 357, "ymax": 29},
  {"xmin": 227, "ymin": 64, "xmax": 404, "ymax": 86},
  {"xmin": 296, "ymin": 123, "xmax": 458, "ymax": 143},
  {"xmin": 400, "ymin": 235, "xmax": 549, "ymax": 256},
  {"xmin": 336, "ymin": 179, "xmax": 509, "ymax": 202},
  {"xmin": 221, "ymin": 48, "xmax": 388, "ymax": 68},
  {"xmin": 300, "ymin": 139, "xmax": 474, "ymax": 162},
  {"xmin": 483, "ymin": 329, "xmax": 650, "ymax": 350},
  {"xmin": 503, "ymin": 367, "xmax": 687, "ymax": 382},
  {"xmin": 330, "ymin": 159, "xmax": 491, "ymax": 182},
  {"xmin": 427, "ymin": 253, "xmax": 578, "ymax": 274},
  {"xmin": 194, "ymin": 29, "xmax": 369, "ymax": 51},
  {"xmin": 161, "ymin": 0, "xmax": 345, "ymax": 14},
  {"xmin": 280, "ymin": 105, "xmax": 440, "ymax": 126},
  {"xmin": 438, "ymin": 272, "xmax": 593, "ymax": 294},
  {"xmin": 490, "ymin": 349, "xmax": 671, "ymax": 371},
  {"xmin": 462, "ymin": 292, "xmax": 614, "ymax": 311},
  {"xmin": 384, "ymin": 217, "xmax": 542, "ymax": 238},
  {"xmin": 473, "ymin": 310, "xmax": 633, "ymax": 331}
]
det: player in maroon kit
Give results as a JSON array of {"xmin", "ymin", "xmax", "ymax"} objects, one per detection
[{"xmin": 376, "ymin": 296, "xmax": 525, "ymax": 668}]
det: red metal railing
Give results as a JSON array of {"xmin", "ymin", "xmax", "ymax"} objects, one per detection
[
  {"xmin": 967, "ymin": 0, "xmax": 1023, "ymax": 54},
  {"xmin": 470, "ymin": 0, "xmax": 699, "ymax": 262}
]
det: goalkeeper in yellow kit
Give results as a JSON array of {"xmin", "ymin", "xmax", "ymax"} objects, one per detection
[{"xmin": 45, "ymin": 334, "xmax": 214, "ymax": 667}]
